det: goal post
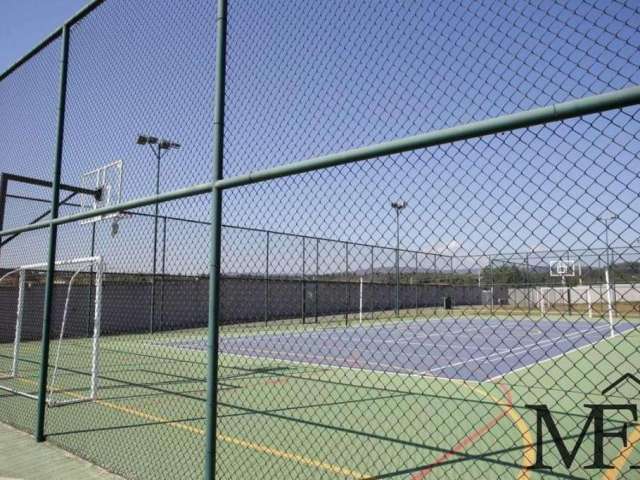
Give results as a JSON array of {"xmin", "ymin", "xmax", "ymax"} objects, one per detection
[
  {"xmin": 0, "ymin": 268, "xmax": 26, "ymax": 379},
  {"xmin": 0, "ymin": 256, "xmax": 104, "ymax": 407}
]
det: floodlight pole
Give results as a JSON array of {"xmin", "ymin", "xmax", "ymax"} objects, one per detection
[
  {"xmin": 135, "ymin": 135, "xmax": 180, "ymax": 333},
  {"xmin": 391, "ymin": 201, "xmax": 406, "ymax": 316},
  {"xmin": 152, "ymin": 146, "xmax": 161, "ymax": 333}
]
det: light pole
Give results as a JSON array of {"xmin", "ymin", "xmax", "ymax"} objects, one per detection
[
  {"xmin": 596, "ymin": 213, "xmax": 618, "ymax": 336},
  {"xmin": 136, "ymin": 135, "xmax": 180, "ymax": 333},
  {"xmin": 527, "ymin": 245, "xmax": 541, "ymax": 315},
  {"xmin": 391, "ymin": 200, "xmax": 407, "ymax": 316},
  {"xmin": 597, "ymin": 213, "xmax": 618, "ymax": 269}
]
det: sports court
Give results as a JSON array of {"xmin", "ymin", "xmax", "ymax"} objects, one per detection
[
  {"xmin": 1, "ymin": 0, "xmax": 640, "ymax": 479},
  {"xmin": 169, "ymin": 316, "xmax": 638, "ymax": 382}
]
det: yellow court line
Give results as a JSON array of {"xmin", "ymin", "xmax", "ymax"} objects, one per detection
[
  {"xmin": 97, "ymin": 398, "xmax": 367, "ymax": 479},
  {"xmin": 603, "ymin": 422, "xmax": 640, "ymax": 480},
  {"xmin": 13, "ymin": 377, "xmax": 369, "ymax": 479},
  {"xmin": 10, "ymin": 373, "xmax": 534, "ymax": 478},
  {"xmin": 469, "ymin": 383, "xmax": 534, "ymax": 480}
]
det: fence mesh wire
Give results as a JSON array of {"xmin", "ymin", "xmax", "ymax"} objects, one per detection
[{"xmin": 0, "ymin": 0, "xmax": 640, "ymax": 479}]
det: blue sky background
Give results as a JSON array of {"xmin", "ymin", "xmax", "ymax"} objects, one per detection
[
  {"xmin": 0, "ymin": 0, "xmax": 88, "ymax": 73},
  {"xmin": 0, "ymin": 0, "xmax": 639, "ymax": 278}
]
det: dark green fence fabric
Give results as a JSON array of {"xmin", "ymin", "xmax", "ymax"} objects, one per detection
[{"xmin": 1, "ymin": 1, "xmax": 639, "ymax": 479}]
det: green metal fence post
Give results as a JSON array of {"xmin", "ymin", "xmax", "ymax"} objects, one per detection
[
  {"xmin": 370, "ymin": 246, "xmax": 374, "ymax": 320},
  {"xmin": 160, "ymin": 216, "xmax": 167, "ymax": 331},
  {"xmin": 35, "ymin": 22, "xmax": 70, "ymax": 443},
  {"xmin": 265, "ymin": 231, "xmax": 270, "ymax": 325},
  {"xmin": 525, "ymin": 251, "xmax": 531, "ymax": 315},
  {"xmin": 315, "ymin": 238, "xmax": 319, "ymax": 323},
  {"xmin": 0, "ymin": 174, "xmax": 8, "ymax": 265},
  {"xmin": 205, "ymin": 0, "xmax": 227, "ymax": 478},
  {"xmin": 302, "ymin": 237, "xmax": 306, "ymax": 324},
  {"xmin": 415, "ymin": 251, "xmax": 419, "ymax": 311},
  {"xmin": 345, "ymin": 242, "xmax": 349, "ymax": 325},
  {"xmin": 0, "ymin": 175, "xmax": 7, "ymax": 242}
]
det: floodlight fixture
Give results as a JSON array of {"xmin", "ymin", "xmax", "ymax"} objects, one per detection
[
  {"xmin": 136, "ymin": 135, "xmax": 159, "ymax": 145},
  {"xmin": 159, "ymin": 140, "xmax": 181, "ymax": 150}
]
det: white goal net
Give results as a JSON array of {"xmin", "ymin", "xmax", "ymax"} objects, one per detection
[{"xmin": 0, "ymin": 256, "xmax": 103, "ymax": 407}]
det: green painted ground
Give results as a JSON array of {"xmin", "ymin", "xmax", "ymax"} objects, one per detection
[
  {"xmin": 0, "ymin": 313, "xmax": 639, "ymax": 480},
  {"xmin": 0, "ymin": 420, "xmax": 123, "ymax": 479}
]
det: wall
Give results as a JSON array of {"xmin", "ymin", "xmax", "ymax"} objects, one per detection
[{"xmin": 0, "ymin": 276, "xmax": 486, "ymax": 342}]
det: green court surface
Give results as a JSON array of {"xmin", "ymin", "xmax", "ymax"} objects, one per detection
[
  {"xmin": 1, "ymin": 313, "xmax": 639, "ymax": 479},
  {"xmin": 0, "ymin": 420, "xmax": 123, "ymax": 480}
]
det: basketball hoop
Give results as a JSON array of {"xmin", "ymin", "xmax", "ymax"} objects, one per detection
[
  {"xmin": 80, "ymin": 160, "xmax": 126, "ymax": 234},
  {"xmin": 549, "ymin": 259, "xmax": 575, "ymax": 277}
]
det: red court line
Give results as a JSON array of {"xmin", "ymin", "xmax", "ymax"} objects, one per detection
[{"xmin": 410, "ymin": 384, "xmax": 512, "ymax": 480}]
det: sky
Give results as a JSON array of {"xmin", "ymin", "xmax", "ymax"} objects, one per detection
[
  {"xmin": 0, "ymin": 0, "xmax": 88, "ymax": 73},
  {"xmin": 0, "ymin": 0, "xmax": 638, "ymax": 278}
]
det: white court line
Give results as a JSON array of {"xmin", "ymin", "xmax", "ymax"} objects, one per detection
[
  {"xmin": 366, "ymin": 337, "xmax": 504, "ymax": 353},
  {"xmin": 225, "ymin": 344, "xmax": 421, "ymax": 376},
  {"xmin": 221, "ymin": 321, "xmax": 497, "ymax": 349},
  {"xmin": 488, "ymin": 323, "xmax": 640, "ymax": 382},
  {"xmin": 406, "ymin": 323, "xmax": 497, "ymax": 340},
  {"xmin": 221, "ymin": 322, "xmax": 506, "ymax": 359},
  {"xmin": 427, "ymin": 323, "xmax": 613, "ymax": 374},
  {"xmin": 220, "ymin": 347, "xmax": 483, "ymax": 385},
  {"xmin": 163, "ymin": 316, "xmax": 622, "ymax": 383},
  {"xmin": 220, "ymin": 316, "xmax": 508, "ymax": 344}
]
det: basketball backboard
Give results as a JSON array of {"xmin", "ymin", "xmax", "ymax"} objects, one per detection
[
  {"xmin": 80, "ymin": 160, "xmax": 124, "ymax": 225},
  {"xmin": 549, "ymin": 259, "xmax": 575, "ymax": 277}
]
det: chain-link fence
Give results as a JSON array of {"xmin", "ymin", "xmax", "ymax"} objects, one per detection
[{"xmin": 1, "ymin": 0, "xmax": 639, "ymax": 479}]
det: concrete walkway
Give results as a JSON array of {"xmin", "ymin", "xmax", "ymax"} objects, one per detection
[{"xmin": 0, "ymin": 422, "xmax": 122, "ymax": 480}]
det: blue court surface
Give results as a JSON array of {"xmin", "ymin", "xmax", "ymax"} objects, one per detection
[{"xmin": 167, "ymin": 317, "xmax": 638, "ymax": 382}]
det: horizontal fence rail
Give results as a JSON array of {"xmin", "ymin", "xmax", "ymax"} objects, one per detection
[{"xmin": 1, "ymin": 85, "xmax": 640, "ymax": 241}]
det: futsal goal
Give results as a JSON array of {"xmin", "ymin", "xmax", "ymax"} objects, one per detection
[{"xmin": 0, "ymin": 256, "xmax": 104, "ymax": 407}]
